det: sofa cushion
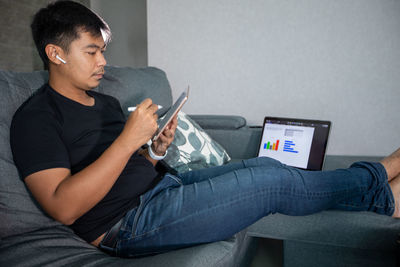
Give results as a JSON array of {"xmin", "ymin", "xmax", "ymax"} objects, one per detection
[
  {"xmin": 0, "ymin": 226, "xmax": 254, "ymax": 267},
  {"xmin": 247, "ymin": 211, "xmax": 399, "ymax": 251},
  {"xmin": 0, "ymin": 66, "xmax": 173, "ymax": 239},
  {"xmin": 97, "ymin": 66, "xmax": 173, "ymax": 115},
  {"xmin": 0, "ymin": 69, "xmax": 62, "ymax": 239},
  {"xmin": 283, "ymin": 240, "xmax": 396, "ymax": 267}
]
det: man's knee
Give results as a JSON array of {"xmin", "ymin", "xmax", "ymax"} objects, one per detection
[{"xmin": 242, "ymin": 157, "xmax": 284, "ymax": 168}]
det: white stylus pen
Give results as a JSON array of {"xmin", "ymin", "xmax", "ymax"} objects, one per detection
[{"xmin": 127, "ymin": 105, "xmax": 163, "ymax": 112}]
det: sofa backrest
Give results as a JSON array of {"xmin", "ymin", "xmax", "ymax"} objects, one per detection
[
  {"xmin": 97, "ymin": 66, "xmax": 173, "ymax": 116},
  {"xmin": 0, "ymin": 66, "xmax": 172, "ymax": 239}
]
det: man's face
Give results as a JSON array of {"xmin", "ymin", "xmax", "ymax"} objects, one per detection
[{"xmin": 62, "ymin": 31, "xmax": 107, "ymax": 90}]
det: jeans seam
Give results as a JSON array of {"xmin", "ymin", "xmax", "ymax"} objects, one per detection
[
  {"xmin": 119, "ymin": 186, "xmax": 361, "ymax": 243},
  {"xmin": 167, "ymin": 174, "xmax": 183, "ymax": 185},
  {"xmin": 119, "ymin": 188, "xmax": 269, "ymax": 247}
]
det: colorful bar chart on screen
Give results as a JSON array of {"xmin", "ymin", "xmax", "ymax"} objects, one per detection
[
  {"xmin": 283, "ymin": 140, "xmax": 299, "ymax": 153},
  {"xmin": 263, "ymin": 140, "xmax": 279, "ymax": 151}
]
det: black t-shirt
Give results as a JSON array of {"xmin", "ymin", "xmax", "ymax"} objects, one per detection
[{"xmin": 10, "ymin": 84, "xmax": 160, "ymax": 242}]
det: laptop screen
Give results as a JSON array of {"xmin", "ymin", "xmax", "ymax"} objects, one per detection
[{"xmin": 257, "ymin": 117, "xmax": 331, "ymax": 170}]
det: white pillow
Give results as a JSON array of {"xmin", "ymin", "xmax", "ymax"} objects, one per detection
[{"xmin": 164, "ymin": 111, "xmax": 231, "ymax": 173}]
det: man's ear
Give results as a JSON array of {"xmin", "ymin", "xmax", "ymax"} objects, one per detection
[{"xmin": 45, "ymin": 44, "xmax": 66, "ymax": 65}]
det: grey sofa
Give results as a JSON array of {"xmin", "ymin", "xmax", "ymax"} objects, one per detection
[{"xmin": 0, "ymin": 66, "xmax": 398, "ymax": 267}]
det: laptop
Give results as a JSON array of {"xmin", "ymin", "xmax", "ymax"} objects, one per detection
[{"xmin": 257, "ymin": 117, "xmax": 331, "ymax": 170}]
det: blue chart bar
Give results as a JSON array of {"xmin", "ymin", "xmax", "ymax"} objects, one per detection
[{"xmin": 283, "ymin": 140, "xmax": 299, "ymax": 153}]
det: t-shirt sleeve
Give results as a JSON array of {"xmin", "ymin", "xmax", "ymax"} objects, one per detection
[{"xmin": 10, "ymin": 109, "xmax": 71, "ymax": 179}]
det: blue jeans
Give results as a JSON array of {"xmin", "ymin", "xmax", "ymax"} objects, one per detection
[{"xmin": 100, "ymin": 157, "xmax": 394, "ymax": 257}]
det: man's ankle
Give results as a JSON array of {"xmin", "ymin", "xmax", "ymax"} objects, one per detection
[{"xmin": 381, "ymin": 149, "xmax": 400, "ymax": 181}]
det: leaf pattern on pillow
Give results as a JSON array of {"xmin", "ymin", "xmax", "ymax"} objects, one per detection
[
  {"xmin": 164, "ymin": 111, "xmax": 231, "ymax": 172},
  {"xmin": 188, "ymin": 132, "xmax": 201, "ymax": 150},
  {"xmin": 178, "ymin": 117, "xmax": 190, "ymax": 130},
  {"xmin": 174, "ymin": 128, "xmax": 186, "ymax": 146}
]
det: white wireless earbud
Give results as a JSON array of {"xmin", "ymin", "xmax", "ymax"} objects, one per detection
[{"xmin": 56, "ymin": 55, "xmax": 67, "ymax": 64}]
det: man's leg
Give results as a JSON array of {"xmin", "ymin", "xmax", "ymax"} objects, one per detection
[
  {"xmin": 177, "ymin": 157, "xmax": 284, "ymax": 185},
  {"xmin": 180, "ymin": 157, "xmax": 398, "ymax": 216},
  {"xmin": 332, "ymin": 149, "xmax": 400, "ymax": 217},
  {"xmin": 381, "ymin": 147, "xmax": 400, "ymax": 181},
  {"xmin": 389, "ymin": 173, "xmax": 400, "ymax": 217},
  {"xmin": 115, "ymin": 160, "xmax": 393, "ymax": 257}
]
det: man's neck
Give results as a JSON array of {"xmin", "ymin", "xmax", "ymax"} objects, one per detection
[{"xmin": 49, "ymin": 72, "xmax": 95, "ymax": 107}]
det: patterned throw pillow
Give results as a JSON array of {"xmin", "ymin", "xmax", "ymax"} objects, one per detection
[{"xmin": 164, "ymin": 112, "xmax": 231, "ymax": 173}]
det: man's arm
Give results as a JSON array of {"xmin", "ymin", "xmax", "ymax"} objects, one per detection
[{"xmin": 25, "ymin": 99, "xmax": 158, "ymax": 225}]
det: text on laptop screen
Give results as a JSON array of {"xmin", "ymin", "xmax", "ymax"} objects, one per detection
[{"xmin": 258, "ymin": 118, "xmax": 331, "ymax": 170}]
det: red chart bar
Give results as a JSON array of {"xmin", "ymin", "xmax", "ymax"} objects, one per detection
[{"xmin": 275, "ymin": 140, "xmax": 279, "ymax": 151}]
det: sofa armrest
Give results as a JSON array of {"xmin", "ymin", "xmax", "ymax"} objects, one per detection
[
  {"xmin": 189, "ymin": 115, "xmax": 261, "ymax": 160},
  {"xmin": 247, "ymin": 210, "xmax": 399, "ymax": 252},
  {"xmin": 205, "ymin": 126, "xmax": 262, "ymax": 160},
  {"xmin": 189, "ymin": 115, "xmax": 247, "ymax": 130}
]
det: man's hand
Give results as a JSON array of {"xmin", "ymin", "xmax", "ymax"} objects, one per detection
[
  {"xmin": 119, "ymin": 98, "xmax": 159, "ymax": 153},
  {"xmin": 152, "ymin": 114, "xmax": 178, "ymax": 155},
  {"xmin": 140, "ymin": 114, "xmax": 178, "ymax": 166}
]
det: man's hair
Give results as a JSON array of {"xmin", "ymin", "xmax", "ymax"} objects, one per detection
[{"xmin": 31, "ymin": 0, "xmax": 111, "ymax": 69}]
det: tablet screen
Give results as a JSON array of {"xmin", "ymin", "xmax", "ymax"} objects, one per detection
[{"xmin": 153, "ymin": 87, "xmax": 189, "ymax": 141}]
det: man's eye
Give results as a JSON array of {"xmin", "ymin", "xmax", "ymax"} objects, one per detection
[{"xmin": 87, "ymin": 52, "xmax": 96, "ymax": 55}]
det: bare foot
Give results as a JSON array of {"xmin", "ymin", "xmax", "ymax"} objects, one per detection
[
  {"xmin": 380, "ymin": 148, "xmax": 400, "ymax": 181},
  {"xmin": 389, "ymin": 174, "xmax": 400, "ymax": 218}
]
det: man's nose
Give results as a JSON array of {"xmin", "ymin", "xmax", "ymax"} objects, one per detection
[{"xmin": 98, "ymin": 53, "xmax": 106, "ymax": 66}]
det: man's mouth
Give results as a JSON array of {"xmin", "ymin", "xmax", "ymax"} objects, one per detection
[{"xmin": 93, "ymin": 71, "xmax": 104, "ymax": 79}]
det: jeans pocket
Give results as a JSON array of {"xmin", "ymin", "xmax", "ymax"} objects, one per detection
[
  {"xmin": 121, "ymin": 174, "xmax": 182, "ymax": 239},
  {"xmin": 142, "ymin": 173, "xmax": 182, "ymax": 203}
]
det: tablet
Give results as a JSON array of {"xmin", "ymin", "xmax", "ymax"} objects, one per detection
[{"xmin": 153, "ymin": 87, "xmax": 189, "ymax": 141}]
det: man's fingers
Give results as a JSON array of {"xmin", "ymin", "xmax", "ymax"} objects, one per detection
[
  {"xmin": 149, "ymin": 103, "xmax": 159, "ymax": 114},
  {"xmin": 157, "ymin": 134, "xmax": 168, "ymax": 144},
  {"xmin": 138, "ymin": 98, "xmax": 153, "ymax": 108},
  {"xmin": 163, "ymin": 129, "xmax": 173, "ymax": 138},
  {"xmin": 170, "ymin": 115, "xmax": 178, "ymax": 130},
  {"xmin": 137, "ymin": 99, "xmax": 159, "ymax": 117}
]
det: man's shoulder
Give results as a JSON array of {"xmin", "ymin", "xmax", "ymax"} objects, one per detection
[{"xmin": 13, "ymin": 84, "xmax": 58, "ymax": 122}]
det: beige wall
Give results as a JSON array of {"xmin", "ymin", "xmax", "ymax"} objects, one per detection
[
  {"xmin": 90, "ymin": 0, "xmax": 147, "ymax": 67},
  {"xmin": 148, "ymin": 0, "xmax": 400, "ymax": 156}
]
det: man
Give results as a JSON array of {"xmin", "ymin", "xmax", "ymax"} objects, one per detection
[
  {"xmin": 11, "ymin": 0, "xmax": 399, "ymax": 258},
  {"xmin": 12, "ymin": 0, "xmax": 176, "ymax": 247}
]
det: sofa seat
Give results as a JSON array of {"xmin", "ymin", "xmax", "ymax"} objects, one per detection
[
  {"xmin": 0, "ymin": 226, "xmax": 255, "ymax": 267},
  {"xmin": 243, "ymin": 155, "xmax": 399, "ymax": 267}
]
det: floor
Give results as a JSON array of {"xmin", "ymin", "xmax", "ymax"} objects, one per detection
[{"xmin": 249, "ymin": 238, "xmax": 283, "ymax": 267}]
